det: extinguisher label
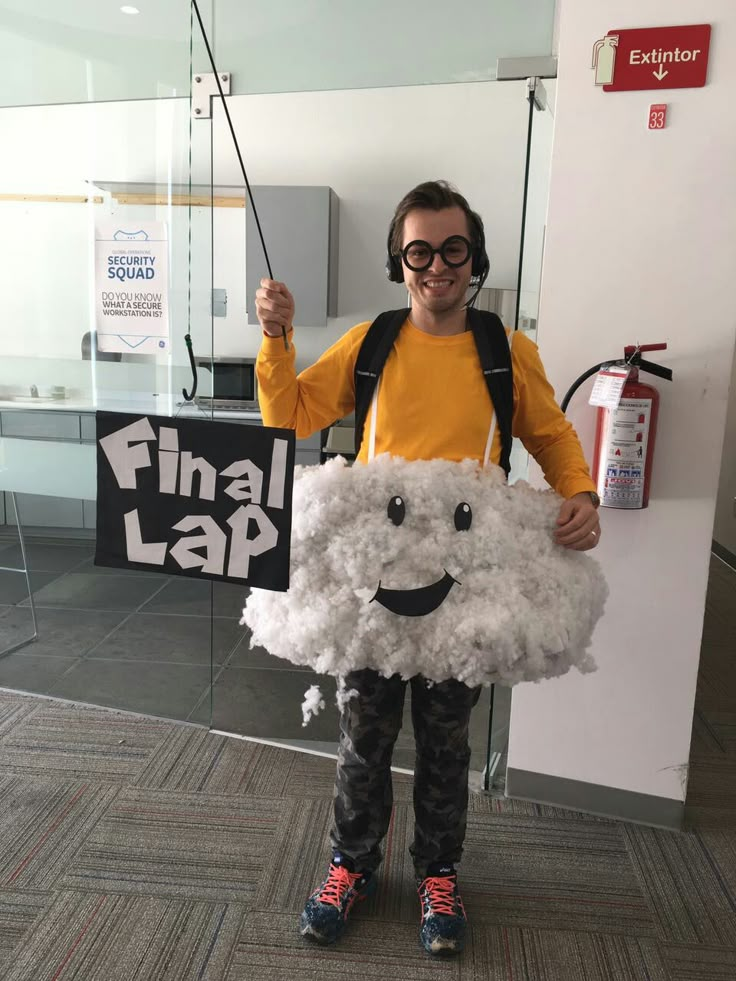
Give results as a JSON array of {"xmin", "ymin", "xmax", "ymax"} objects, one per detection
[
  {"xmin": 598, "ymin": 397, "xmax": 652, "ymax": 508},
  {"xmin": 589, "ymin": 366, "xmax": 631, "ymax": 410}
]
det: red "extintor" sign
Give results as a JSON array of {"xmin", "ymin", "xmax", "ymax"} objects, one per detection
[{"xmin": 592, "ymin": 24, "xmax": 711, "ymax": 93}]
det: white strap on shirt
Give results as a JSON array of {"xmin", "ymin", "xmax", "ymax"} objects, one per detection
[
  {"xmin": 367, "ymin": 376, "xmax": 381, "ymax": 462},
  {"xmin": 482, "ymin": 328, "xmax": 514, "ymax": 468}
]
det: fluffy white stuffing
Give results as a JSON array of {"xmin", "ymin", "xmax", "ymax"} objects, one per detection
[
  {"xmin": 301, "ymin": 685, "xmax": 325, "ymax": 727},
  {"xmin": 242, "ymin": 455, "xmax": 608, "ymax": 688}
]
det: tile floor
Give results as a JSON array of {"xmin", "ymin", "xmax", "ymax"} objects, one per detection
[{"xmin": 0, "ymin": 534, "xmax": 506, "ymax": 775}]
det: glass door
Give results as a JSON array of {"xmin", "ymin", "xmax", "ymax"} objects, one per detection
[
  {"xmin": 0, "ymin": 1, "xmax": 221, "ymax": 726},
  {"xmin": 483, "ymin": 75, "xmax": 557, "ymax": 791},
  {"xmin": 201, "ymin": 3, "xmax": 556, "ymax": 775}
]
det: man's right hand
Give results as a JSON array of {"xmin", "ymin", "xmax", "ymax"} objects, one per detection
[{"xmin": 255, "ymin": 279, "xmax": 295, "ymax": 337}]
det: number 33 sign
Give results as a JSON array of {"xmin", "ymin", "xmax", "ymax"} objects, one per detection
[{"xmin": 648, "ymin": 103, "xmax": 667, "ymax": 129}]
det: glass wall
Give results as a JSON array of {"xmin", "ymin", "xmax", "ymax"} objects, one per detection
[
  {"xmin": 0, "ymin": 0, "xmax": 197, "ymax": 106},
  {"xmin": 0, "ymin": 1, "xmax": 226, "ymax": 722},
  {"xmin": 0, "ymin": 0, "xmax": 558, "ymax": 788}
]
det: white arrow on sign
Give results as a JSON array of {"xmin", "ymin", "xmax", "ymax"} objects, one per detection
[{"xmin": 653, "ymin": 66, "xmax": 669, "ymax": 81}]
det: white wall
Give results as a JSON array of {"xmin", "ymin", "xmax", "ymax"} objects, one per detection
[
  {"xmin": 713, "ymin": 342, "xmax": 736, "ymax": 554},
  {"xmin": 209, "ymin": 80, "xmax": 530, "ymax": 367},
  {"xmin": 508, "ymin": 0, "xmax": 736, "ymax": 804},
  {"xmin": 0, "ymin": 80, "xmax": 532, "ymax": 379}
]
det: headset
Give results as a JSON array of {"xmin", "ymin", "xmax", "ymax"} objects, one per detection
[{"xmin": 385, "ymin": 208, "xmax": 490, "ymax": 293}]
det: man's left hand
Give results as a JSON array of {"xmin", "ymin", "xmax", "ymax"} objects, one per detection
[{"xmin": 555, "ymin": 493, "xmax": 601, "ymax": 551}]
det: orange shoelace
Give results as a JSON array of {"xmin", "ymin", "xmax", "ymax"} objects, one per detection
[
  {"xmin": 420, "ymin": 876, "xmax": 458, "ymax": 916},
  {"xmin": 317, "ymin": 864, "xmax": 362, "ymax": 910}
]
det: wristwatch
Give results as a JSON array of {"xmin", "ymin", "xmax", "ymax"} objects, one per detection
[{"xmin": 587, "ymin": 491, "xmax": 601, "ymax": 509}]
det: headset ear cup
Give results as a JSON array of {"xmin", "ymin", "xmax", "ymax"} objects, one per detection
[
  {"xmin": 385, "ymin": 218, "xmax": 404, "ymax": 283},
  {"xmin": 470, "ymin": 211, "xmax": 489, "ymax": 283},
  {"xmin": 386, "ymin": 254, "xmax": 404, "ymax": 283},
  {"xmin": 473, "ymin": 252, "xmax": 490, "ymax": 283},
  {"xmin": 471, "ymin": 248, "xmax": 482, "ymax": 278}
]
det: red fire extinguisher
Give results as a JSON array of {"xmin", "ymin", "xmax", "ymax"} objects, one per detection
[{"xmin": 561, "ymin": 344, "xmax": 673, "ymax": 510}]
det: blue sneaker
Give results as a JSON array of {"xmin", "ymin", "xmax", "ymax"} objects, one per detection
[
  {"xmin": 299, "ymin": 854, "xmax": 375, "ymax": 945},
  {"xmin": 417, "ymin": 864, "xmax": 467, "ymax": 955}
]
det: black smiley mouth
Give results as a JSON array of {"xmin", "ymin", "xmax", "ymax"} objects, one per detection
[{"xmin": 370, "ymin": 570, "xmax": 460, "ymax": 617}]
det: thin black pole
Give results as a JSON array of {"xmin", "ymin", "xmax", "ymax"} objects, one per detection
[
  {"xmin": 514, "ymin": 85, "xmax": 536, "ymax": 332},
  {"xmin": 191, "ymin": 0, "xmax": 289, "ymax": 349}
]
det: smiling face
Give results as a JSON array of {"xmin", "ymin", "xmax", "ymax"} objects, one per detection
[
  {"xmin": 242, "ymin": 456, "xmax": 609, "ymax": 688},
  {"xmin": 400, "ymin": 207, "xmax": 475, "ymax": 320}
]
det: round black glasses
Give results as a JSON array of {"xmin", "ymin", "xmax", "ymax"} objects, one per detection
[{"xmin": 399, "ymin": 235, "xmax": 472, "ymax": 272}]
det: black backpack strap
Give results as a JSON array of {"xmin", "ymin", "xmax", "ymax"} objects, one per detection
[
  {"xmin": 466, "ymin": 307, "xmax": 514, "ymax": 477},
  {"xmin": 353, "ymin": 308, "xmax": 409, "ymax": 456}
]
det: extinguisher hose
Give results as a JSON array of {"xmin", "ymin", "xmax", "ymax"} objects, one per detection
[
  {"xmin": 560, "ymin": 357, "xmax": 673, "ymax": 414},
  {"xmin": 560, "ymin": 363, "xmax": 607, "ymax": 414}
]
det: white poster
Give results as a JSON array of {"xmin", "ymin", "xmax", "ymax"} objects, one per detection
[{"xmin": 95, "ymin": 221, "xmax": 170, "ymax": 354}]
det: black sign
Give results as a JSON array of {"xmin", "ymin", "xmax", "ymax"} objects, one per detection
[{"xmin": 95, "ymin": 411, "xmax": 295, "ymax": 590}]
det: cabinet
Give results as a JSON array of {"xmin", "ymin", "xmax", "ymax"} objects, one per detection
[
  {"xmin": 1, "ymin": 410, "xmax": 89, "ymax": 531},
  {"xmin": 246, "ymin": 185, "xmax": 339, "ymax": 327}
]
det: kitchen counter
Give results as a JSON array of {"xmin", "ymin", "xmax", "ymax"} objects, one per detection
[{"xmin": 0, "ymin": 394, "xmax": 262, "ymax": 422}]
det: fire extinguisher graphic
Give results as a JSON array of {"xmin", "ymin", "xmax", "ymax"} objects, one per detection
[
  {"xmin": 561, "ymin": 344, "xmax": 673, "ymax": 510},
  {"xmin": 591, "ymin": 34, "xmax": 619, "ymax": 86}
]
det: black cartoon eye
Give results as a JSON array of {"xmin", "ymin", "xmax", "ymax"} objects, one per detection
[
  {"xmin": 387, "ymin": 495, "xmax": 406, "ymax": 526},
  {"xmin": 454, "ymin": 502, "xmax": 472, "ymax": 531}
]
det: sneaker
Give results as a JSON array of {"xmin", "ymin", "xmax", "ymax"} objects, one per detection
[
  {"xmin": 417, "ymin": 864, "xmax": 467, "ymax": 955},
  {"xmin": 299, "ymin": 854, "xmax": 375, "ymax": 945}
]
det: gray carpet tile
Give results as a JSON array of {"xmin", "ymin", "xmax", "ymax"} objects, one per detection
[
  {"xmin": 286, "ymin": 748, "xmax": 415, "ymax": 803},
  {"xmin": 685, "ymin": 757, "xmax": 736, "ymax": 811},
  {"xmin": 363, "ymin": 803, "xmax": 423, "ymax": 923},
  {"xmin": 135, "ymin": 727, "xmax": 298, "ymax": 796},
  {"xmin": 0, "ymin": 606, "xmax": 129, "ymax": 658},
  {"xmin": 0, "ymin": 698, "xmax": 38, "ymax": 738},
  {"xmin": 659, "ymin": 941, "xmax": 736, "ymax": 981},
  {"xmin": 18, "ymin": 572, "xmax": 169, "ymax": 612},
  {"xmin": 0, "ymin": 776, "xmax": 119, "ymax": 890},
  {"xmin": 0, "ymin": 704, "xmax": 173, "ymax": 781},
  {"xmin": 457, "ymin": 926, "xmax": 669, "ymax": 981},
  {"xmin": 690, "ymin": 708, "xmax": 730, "ymax": 759},
  {"xmin": 3, "ymin": 891, "xmax": 246, "ymax": 981},
  {"xmin": 622, "ymin": 823, "xmax": 736, "ymax": 945},
  {"xmin": 253, "ymin": 796, "xmax": 334, "ymax": 912},
  {"xmin": 87, "ymin": 612, "xmax": 243, "ymax": 665},
  {"xmin": 0, "ymin": 542, "xmax": 93, "ymax": 573},
  {"xmin": 253, "ymin": 798, "xmax": 419, "ymax": 922},
  {"xmin": 467, "ymin": 789, "xmax": 617, "ymax": 822},
  {"xmin": 0, "ymin": 552, "xmax": 729, "ymax": 979},
  {"xmin": 684, "ymin": 803, "xmax": 736, "ymax": 832},
  {"xmin": 61, "ymin": 786, "xmax": 287, "ymax": 901},
  {"xmin": 460, "ymin": 813, "xmax": 658, "ymax": 938},
  {"xmin": 228, "ymin": 910, "xmax": 458, "ymax": 980},
  {"xmin": 0, "ymin": 890, "xmax": 49, "ymax": 975}
]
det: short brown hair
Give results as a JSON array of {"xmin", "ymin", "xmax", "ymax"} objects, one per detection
[{"xmin": 389, "ymin": 180, "xmax": 483, "ymax": 254}]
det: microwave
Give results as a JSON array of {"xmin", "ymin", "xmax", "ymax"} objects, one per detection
[{"xmin": 195, "ymin": 357, "xmax": 258, "ymax": 410}]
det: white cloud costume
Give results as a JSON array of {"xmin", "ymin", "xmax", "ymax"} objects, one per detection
[{"xmin": 242, "ymin": 455, "xmax": 608, "ymax": 690}]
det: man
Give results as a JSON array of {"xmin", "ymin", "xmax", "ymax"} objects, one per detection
[{"xmin": 254, "ymin": 180, "xmax": 600, "ymax": 956}]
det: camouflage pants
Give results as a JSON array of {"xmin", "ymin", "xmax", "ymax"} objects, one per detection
[{"xmin": 330, "ymin": 669, "xmax": 482, "ymax": 877}]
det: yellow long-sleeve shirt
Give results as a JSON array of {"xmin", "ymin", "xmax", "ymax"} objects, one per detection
[{"xmin": 256, "ymin": 317, "xmax": 596, "ymax": 500}]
